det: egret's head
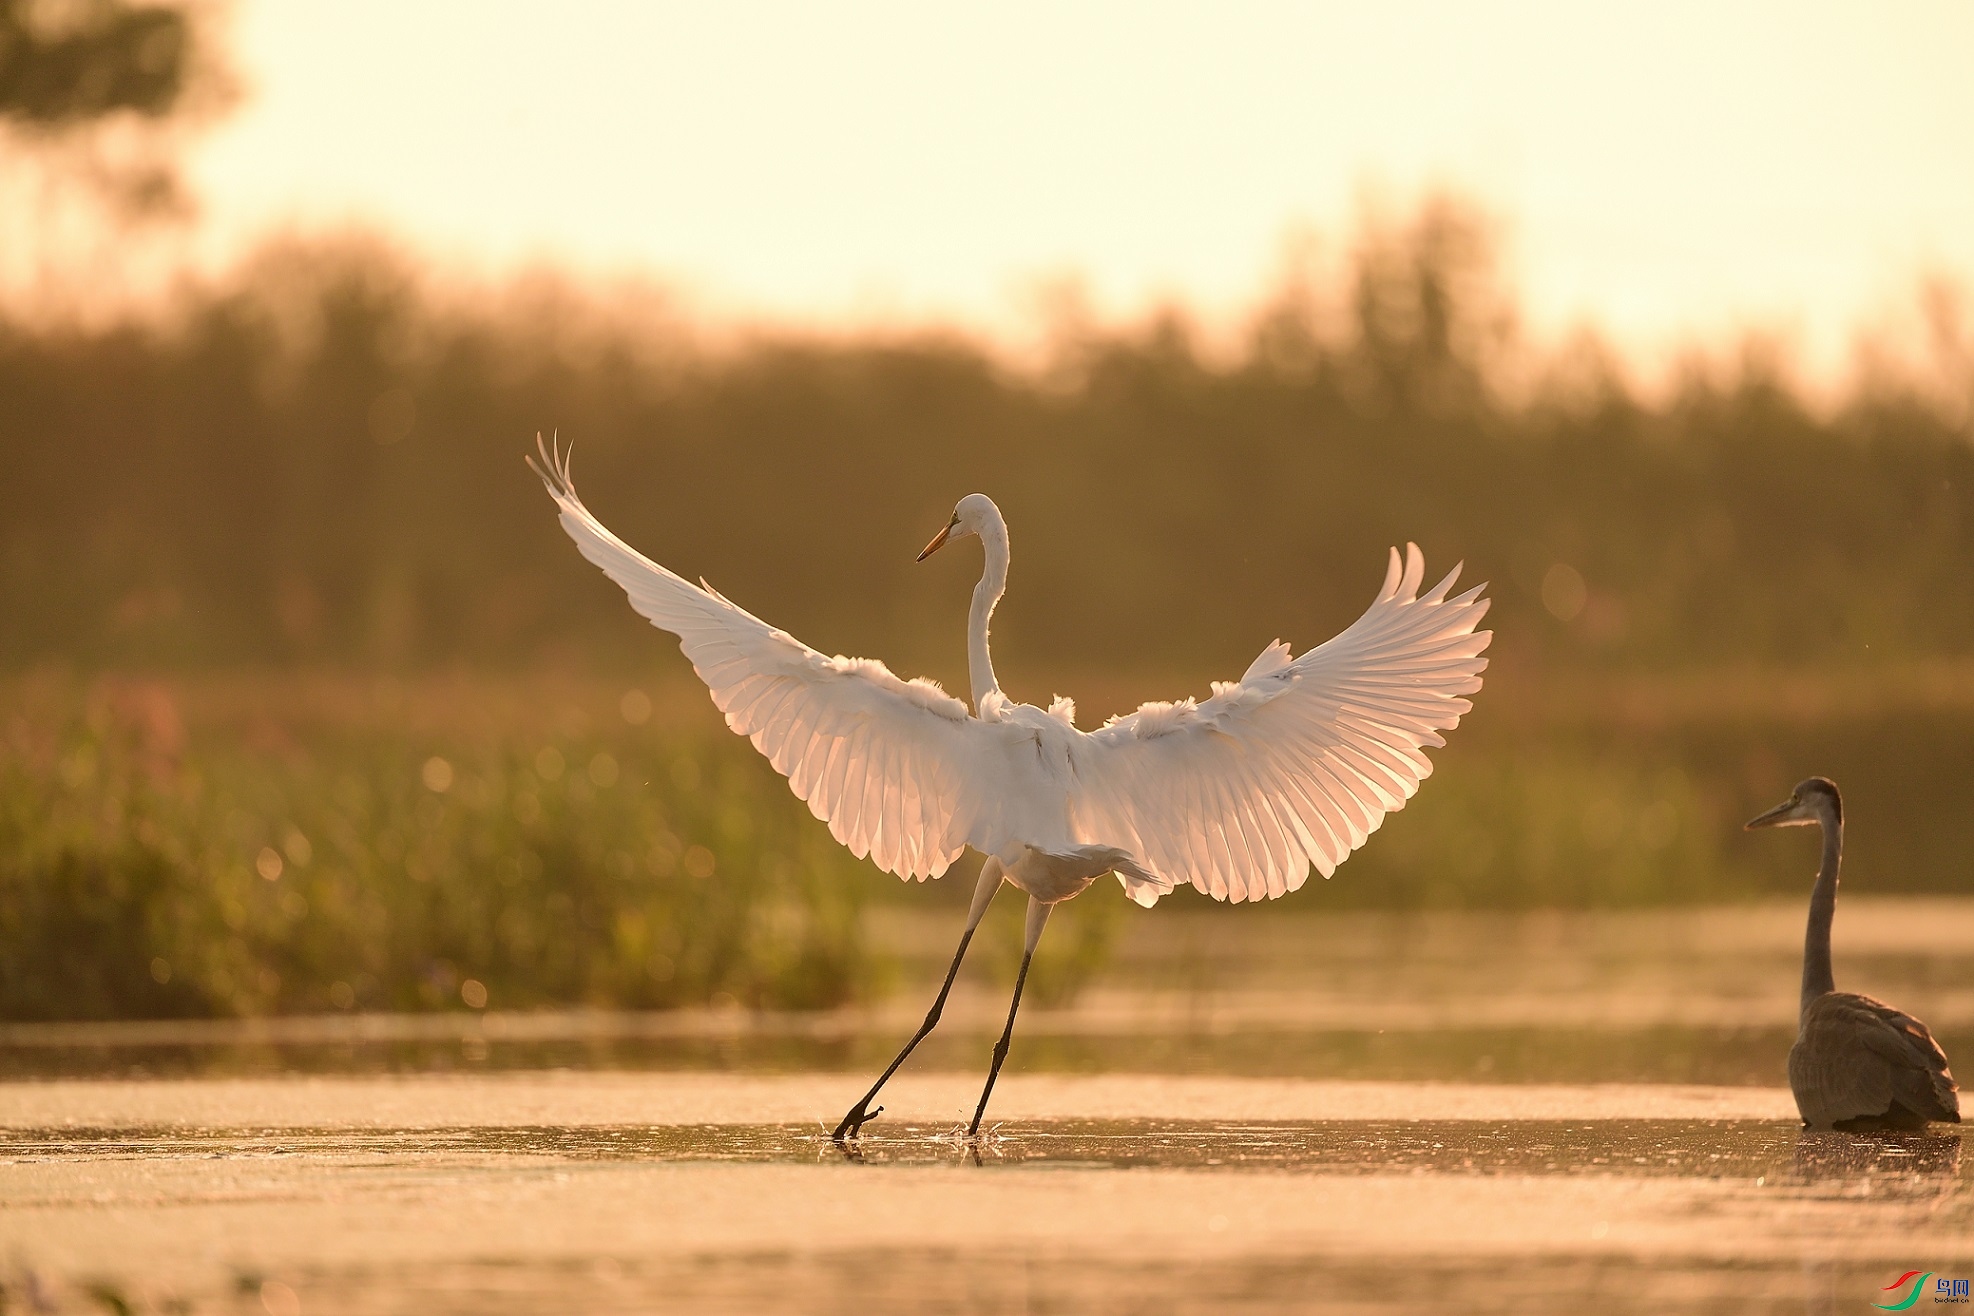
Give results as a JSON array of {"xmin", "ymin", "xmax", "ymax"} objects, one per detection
[
  {"xmin": 1745, "ymin": 776, "xmax": 1842, "ymax": 830},
  {"xmin": 916, "ymin": 493, "xmax": 997, "ymax": 561}
]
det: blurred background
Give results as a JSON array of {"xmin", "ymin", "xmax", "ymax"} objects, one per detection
[{"xmin": 2, "ymin": 1, "xmax": 1972, "ymax": 1069}]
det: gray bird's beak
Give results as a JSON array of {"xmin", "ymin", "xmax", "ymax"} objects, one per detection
[
  {"xmin": 1744, "ymin": 798, "xmax": 1798, "ymax": 830},
  {"xmin": 916, "ymin": 522, "xmax": 953, "ymax": 562}
]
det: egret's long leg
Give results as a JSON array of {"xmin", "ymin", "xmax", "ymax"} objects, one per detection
[
  {"xmin": 967, "ymin": 896, "xmax": 1052, "ymax": 1139},
  {"xmin": 832, "ymin": 859, "xmax": 1004, "ymax": 1142}
]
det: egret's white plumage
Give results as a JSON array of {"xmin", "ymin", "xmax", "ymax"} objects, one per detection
[
  {"xmin": 530, "ymin": 438, "xmax": 1491, "ymax": 1137},
  {"xmin": 533, "ymin": 443, "xmax": 1490, "ymax": 910}
]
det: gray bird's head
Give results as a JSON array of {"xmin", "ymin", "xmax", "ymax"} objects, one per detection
[
  {"xmin": 916, "ymin": 493, "xmax": 999, "ymax": 561},
  {"xmin": 1744, "ymin": 776, "xmax": 1843, "ymax": 830}
]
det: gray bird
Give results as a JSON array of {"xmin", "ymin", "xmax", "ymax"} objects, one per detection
[{"xmin": 1746, "ymin": 777, "xmax": 1960, "ymax": 1131}]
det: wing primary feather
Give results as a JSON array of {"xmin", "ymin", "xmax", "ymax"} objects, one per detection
[{"xmin": 531, "ymin": 450, "xmax": 1002, "ymax": 883}]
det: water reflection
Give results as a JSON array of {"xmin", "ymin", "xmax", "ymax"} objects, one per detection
[
  {"xmin": 1792, "ymin": 1129, "xmax": 1962, "ymax": 1195},
  {"xmin": 6, "ymin": 1113, "xmax": 1967, "ymax": 1315},
  {"xmin": 0, "ymin": 1023, "xmax": 1819, "ymax": 1085},
  {"xmin": 8, "ymin": 1118, "xmax": 1965, "ymax": 1193},
  {"xmin": 6, "ymin": 900, "xmax": 1968, "ymax": 1093}
]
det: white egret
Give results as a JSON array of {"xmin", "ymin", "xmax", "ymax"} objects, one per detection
[
  {"xmin": 529, "ymin": 438, "xmax": 1492, "ymax": 1140},
  {"xmin": 1746, "ymin": 777, "xmax": 1960, "ymax": 1130}
]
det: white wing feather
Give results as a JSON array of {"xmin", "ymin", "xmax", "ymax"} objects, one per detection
[
  {"xmin": 530, "ymin": 442, "xmax": 984, "ymax": 880},
  {"xmin": 1069, "ymin": 544, "xmax": 1490, "ymax": 906},
  {"xmin": 534, "ymin": 443, "xmax": 1488, "ymax": 906}
]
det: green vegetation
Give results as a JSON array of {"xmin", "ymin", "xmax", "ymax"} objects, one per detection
[
  {"xmin": 0, "ymin": 673, "xmax": 1143, "ymax": 1020},
  {"xmin": 0, "ymin": 674, "xmax": 878, "ymax": 1019},
  {"xmin": 3, "ymin": 198, "xmax": 1972, "ymax": 1020},
  {"xmin": 6, "ymin": 666, "xmax": 1973, "ymax": 1021}
]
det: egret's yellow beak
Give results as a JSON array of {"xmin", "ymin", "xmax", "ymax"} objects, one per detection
[{"xmin": 917, "ymin": 520, "xmax": 954, "ymax": 561}]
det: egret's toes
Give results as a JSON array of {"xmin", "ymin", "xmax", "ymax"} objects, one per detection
[{"xmin": 831, "ymin": 1104, "xmax": 883, "ymax": 1142}]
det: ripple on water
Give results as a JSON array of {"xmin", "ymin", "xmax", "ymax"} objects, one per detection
[
  {"xmin": 2, "ymin": 1104, "xmax": 1967, "ymax": 1315},
  {"xmin": 4, "ymin": 1117, "xmax": 1963, "ymax": 1193}
]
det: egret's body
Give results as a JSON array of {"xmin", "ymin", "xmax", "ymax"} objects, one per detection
[
  {"xmin": 532, "ymin": 443, "xmax": 1492, "ymax": 1138},
  {"xmin": 1747, "ymin": 778, "xmax": 1960, "ymax": 1131}
]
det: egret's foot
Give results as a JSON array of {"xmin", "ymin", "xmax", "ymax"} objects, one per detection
[{"xmin": 831, "ymin": 1102, "xmax": 883, "ymax": 1142}]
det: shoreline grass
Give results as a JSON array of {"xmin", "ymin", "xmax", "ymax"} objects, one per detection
[{"xmin": 4, "ymin": 666, "xmax": 1970, "ymax": 1022}]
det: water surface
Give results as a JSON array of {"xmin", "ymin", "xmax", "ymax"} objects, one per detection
[
  {"xmin": 4, "ymin": 902, "xmax": 1970, "ymax": 1313},
  {"xmin": 1, "ymin": 1074, "xmax": 1965, "ymax": 1315}
]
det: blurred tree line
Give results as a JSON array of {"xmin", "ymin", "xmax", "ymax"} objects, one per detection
[
  {"xmin": 2, "ymin": 206, "xmax": 1972, "ymax": 697},
  {"xmin": 8, "ymin": 3, "xmax": 1974, "ymax": 1025}
]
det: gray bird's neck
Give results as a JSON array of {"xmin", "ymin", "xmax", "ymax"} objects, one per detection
[{"xmin": 1801, "ymin": 809, "xmax": 1842, "ymax": 1009}]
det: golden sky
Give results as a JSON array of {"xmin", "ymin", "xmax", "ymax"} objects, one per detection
[{"xmin": 189, "ymin": 1, "xmax": 1974, "ymax": 379}]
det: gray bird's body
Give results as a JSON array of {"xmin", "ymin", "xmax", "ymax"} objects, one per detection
[
  {"xmin": 1789, "ymin": 989, "xmax": 1958, "ymax": 1131},
  {"xmin": 1748, "ymin": 777, "xmax": 1959, "ymax": 1131}
]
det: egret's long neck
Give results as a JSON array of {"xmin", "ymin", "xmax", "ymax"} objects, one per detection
[
  {"xmin": 967, "ymin": 511, "xmax": 1009, "ymax": 711},
  {"xmin": 1801, "ymin": 808, "xmax": 1841, "ymax": 1009}
]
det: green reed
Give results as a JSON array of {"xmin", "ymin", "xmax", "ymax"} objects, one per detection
[
  {"xmin": 3, "ymin": 670, "xmax": 1968, "ymax": 1021},
  {"xmin": 0, "ymin": 676, "xmax": 885, "ymax": 1019}
]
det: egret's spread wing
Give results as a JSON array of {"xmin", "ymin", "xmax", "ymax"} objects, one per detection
[
  {"xmin": 1071, "ymin": 544, "xmax": 1490, "ymax": 906},
  {"xmin": 531, "ymin": 441, "xmax": 983, "ymax": 880}
]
